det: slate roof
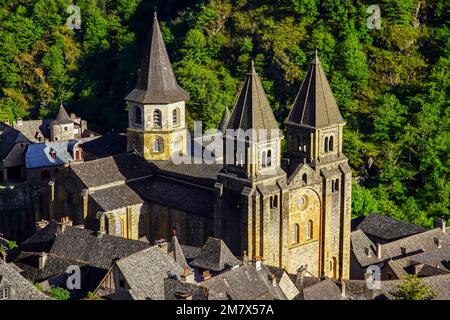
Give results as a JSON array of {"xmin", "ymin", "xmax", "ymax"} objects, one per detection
[
  {"xmin": 226, "ymin": 62, "xmax": 280, "ymax": 138},
  {"xmin": 70, "ymin": 152, "xmax": 154, "ymax": 188},
  {"xmin": 89, "ymin": 183, "xmax": 144, "ymax": 212},
  {"xmin": 353, "ymin": 213, "xmax": 428, "ymax": 242},
  {"xmin": 25, "ymin": 140, "xmax": 78, "ymax": 169},
  {"xmin": 351, "ymin": 227, "xmax": 450, "ymax": 267},
  {"xmin": 301, "ymin": 279, "xmax": 343, "ymax": 300},
  {"xmin": 0, "ymin": 122, "xmax": 24, "ymax": 159},
  {"xmin": 53, "ymin": 103, "xmax": 73, "ymax": 125},
  {"xmin": 129, "ymin": 176, "xmax": 216, "ymax": 217},
  {"xmin": 151, "ymin": 160, "xmax": 223, "ymax": 187},
  {"xmin": 200, "ymin": 262, "xmax": 287, "ymax": 300},
  {"xmin": 180, "ymin": 244, "xmax": 201, "ymax": 261},
  {"xmin": 168, "ymin": 236, "xmax": 190, "ymax": 270},
  {"xmin": 81, "ymin": 132, "xmax": 128, "ymax": 158},
  {"xmin": 164, "ymin": 278, "xmax": 208, "ymax": 300},
  {"xmin": 115, "ymin": 246, "xmax": 183, "ymax": 300},
  {"xmin": 0, "ymin": 260, "xmax": 51, "ymax": 300},
  {"xmin": 126, "ymin": 13, "xmax": 189, "ymax": 104},
  {"xmin": 286, "ymin": 52, "xmax": 345, "ymax": 128},
  {"xmin": 14, "ymin": 221, "xmax": 151, "ymax": 271},
  {"xmin": 190, "ymin": 237, "xmax": 241, "ymax": 272},
  {"xmin": 12, "ymin": 119, "xmax": 52, "ymax": 143}
]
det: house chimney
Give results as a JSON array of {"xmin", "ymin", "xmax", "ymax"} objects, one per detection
[
  {"xmin": 434, "ymin": 238, "xmax": 442, "ymax": 249},
  {"xmin": 156, "ymin": 239, "xmax": 168, "ymax": 254},
  {"xmin": 255, "ymin": 256, "xmax": 262, "ymax": 271},
  {"xmin": 436, "ymin": 219, "xmax": 446, "ymax": 232},
  {"xmin": 181, "ymin": 268, "xmax": 195, "ymax": 284},
  {"xmin": 202, "ymin": 270, "xmax": 211, "ymax": 280},
  {"xmin": 376, "ymin": 243, "xmax": 382, "ymax": 259},
  {"xmin": 270, "ymin": 273, "xmax": 277, "ymax": 287},
  {"xmin": 297, "ymin": 265, "xmax": 307, "ymax": 288},
  {"xmin": 15, "ymin": 118, "xmax": 23, "ymax": 126},
  {"xmin": 39, "ymin": 252, "xmax": 47, "ymax": 270},
  {"xmin": 401, "ymin": 247, "xmax": 407, "ymax": 256},
  {"xmin": 365, "ymin": 247, "xmax": 372, "ymax": 258},
  {"xmin": 413, "ymin": 263, "xmax": 424, "ymax": 275},
  {"xmin": 56, "ymin": 223, "xmax": 66, "ymax": 235}
]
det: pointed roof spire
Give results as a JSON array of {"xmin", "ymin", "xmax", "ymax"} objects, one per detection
[
  {"xmin": 286, "ymin": 51, "xmax": 344, "ymax": 128},
  {"xmin": 54, "ymin": 102, "xmax": 73, "ymax": 125},
  {"xmin": 218, "ymin": 106, "xmax": 231, "ymax": 132},
  {"xmin": 125, "ymin": 12, "xmax": 189, "ymax": 104},
  {"xmin": 167, "ymin": 235, "xmax": 190, "ymax": 270},
  {"xmin": 226, "ymin": 62, "xmax": 279, "ymax": 136}
]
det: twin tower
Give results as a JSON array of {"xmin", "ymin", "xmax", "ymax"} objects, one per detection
[{"xmin": 125, "ymin": 14, "xmax": 351, "ymax": 279}]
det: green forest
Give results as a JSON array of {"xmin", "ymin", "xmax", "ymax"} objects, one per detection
[{"xmin": 0, "ymin": 0, "xmax": 448, "ymax": 227}]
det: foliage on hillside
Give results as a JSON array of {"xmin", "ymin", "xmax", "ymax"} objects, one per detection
[{"xmin": 0, "ymin": 0, "xmax": 448, "ymax": 226}]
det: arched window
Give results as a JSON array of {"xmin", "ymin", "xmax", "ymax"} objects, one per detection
[
  {"xmin": 292, "ymin": 224, "xmax": 300, "ymax": 244},
  {"xmin": 41, "ymin": 169, "xmax": 50, "ymax": 180},
  {"xmin": 331, "ymin": 179, "xmax": 335, "ymax": 192},
  {"xmin": 306, "ymin": 220, "xmax": 313, "ymax": 240},
  {"xmin": 335, "ymin": 179, "xmax": 340, "ymax": 191},
  {"xmin": 302, "ymin": 173, "xmax": 307, "ymax": 184},
  {"xmin": 261, "ymin": 151, "xmax": 267, "ymax": 168},
  {"xmin": 153, "ymin": 109, "xmax": 162, "ymax": 128},
  {"xmin": 172, "ymin": 108, "xmax": 180, "ymax": 126},
  {"xmin": 329, "ymin": 135, "xmax": 334, "ymax": 151},
  {"xmin": 134, "ymin": 106, "xmax": 142, "ymax": 126},
  {"xmin": 324, "ymin": 137, "xmax": 329, "ymax": 153},
  {"xmin": 267, "ymin": 149, "xmax": 272, "ymax": 166},
  {"xmin": 116, "ymin": 218, "xmax": 123, "ymax": 237},
  {"xmin": 273, "ymin": 195, "xmax": 278, "ymax": 208},
  {"xmin": 154, "ymin": 137, "xmax": 164, "ymax": 153}
]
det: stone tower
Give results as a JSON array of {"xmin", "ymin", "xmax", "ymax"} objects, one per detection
[
  {"xmin": 216, "ymin": 63, "xmax": 289, "ymax": 268},
  {"xmin": 125, "ymin": 13, "xmax": 190, "ymax": 160},
  {"xmin": 51, "ymin": 103, "xmax": 75, "ymax": 141},
  {"xmin": 285, "ymin": 52, "xmax": 352, "ymax": 279}
]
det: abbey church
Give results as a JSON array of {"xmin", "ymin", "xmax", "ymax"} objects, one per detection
[{"xmin": 37, "ymin": 14, "xmax": 352, "ymax": 279}]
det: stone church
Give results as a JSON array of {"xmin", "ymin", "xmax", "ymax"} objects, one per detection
[{"xmin": 39, "ymin": 13, "xmax": 352, "ymax": 279}]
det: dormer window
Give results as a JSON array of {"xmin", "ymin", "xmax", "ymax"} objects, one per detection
[{"xmin": 49, "ymin": 148, "xmax": 57, "ymax": 159}]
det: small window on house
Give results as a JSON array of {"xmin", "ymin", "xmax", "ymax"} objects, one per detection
[
  {"xmin": 335, "ymin": 179, "xmax": 340, "ymax": 191},
  {"xmin": 172, "ymin": 108, "xmax": 180, "ymax": 126},
  {"xmin": 116, "ymin": 219, "xmax": 123, "ymax": 237},
  {"xmin": 153, "ymin": 109, "xmax": 162, "ymax": 127},
  {"xmin": 41, "ymin": 169, "xmax": 50, "ymax": 181},
  {"xmin": 64, "ymin": 126, "xmax": 68, "ymax": 131},
  {"xmin": 273, "ymin": 195, "xmax": 278, "ymax": 208},
  {"xmin": 331, "ymin": 179, "xmax": 335, "ymax": 192},
  {"xmin": 306, "ymin": 220, "xmax": 313, "ymax": 240},
  {"xmin": 267, "ymin": 149, "xmax": 272, "ymax": 166},
  {"xmin": 154, "ymin": 137, "xmax": 164, "ymax": 153},
  {"xmin": 324, "ymin": 137, "xmax": 329, "ymax": 153},
  {"xmin": 134, "ymin": 106, "xmax": 142, "ymax": 126},
  {"xmin": 302, "ymin": 173, "xmax": 307, "ymax": 184},
  {"xmin": 49, "ymin": 148, "xmax": 57, "ymax": 159},
  {"xmin": 292, "ymin": 224, "xmax": 300, "ymax": 244}
]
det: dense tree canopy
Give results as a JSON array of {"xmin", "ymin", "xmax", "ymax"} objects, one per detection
[{"xmin": 0, "ymin": 0, "xmax": 448, "ymax": 227}]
